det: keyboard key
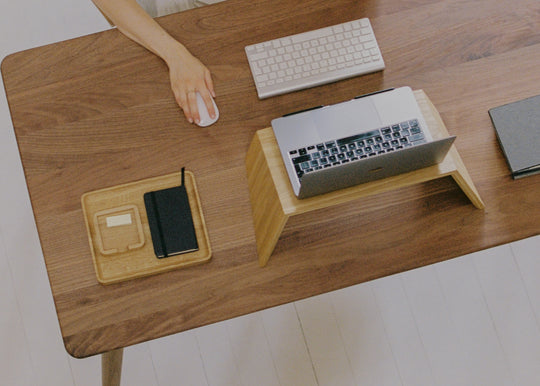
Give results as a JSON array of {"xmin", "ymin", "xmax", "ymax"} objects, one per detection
[
  {"xmin": 409, "ymin": 133, "xmax": 425, "ymax": 142},
  {"xmin": 292, "ymin": 154, "xmax": 311, "ymax": 164},
  {"xmin": 410, "ymin": 126, "xmax": 422, "ymax": 135}
]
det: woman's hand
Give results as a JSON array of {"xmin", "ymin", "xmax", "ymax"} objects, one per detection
[{"xmin": 166, "ymin": 43, "xmax": 216, "ymax": 125}]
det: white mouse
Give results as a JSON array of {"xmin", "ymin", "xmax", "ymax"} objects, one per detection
[{"xmin": 195, "ymin": 92, "xmax": 219, "ymax": 127}]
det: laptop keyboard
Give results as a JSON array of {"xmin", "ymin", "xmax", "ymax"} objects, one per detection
[{"xmin": 289, "ymin": 119, "xmax": 426, "ymax": 179}]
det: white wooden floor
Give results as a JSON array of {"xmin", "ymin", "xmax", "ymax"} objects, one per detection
[{"xmin": 1, "ymin": 1, "xmax": 539, "ymax": 385}]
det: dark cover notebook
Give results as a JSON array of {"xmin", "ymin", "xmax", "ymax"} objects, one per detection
[
  {"xmin": 489, "ymin": 95, "xmax": 540, "ymax": 179},
  {"xmin": 144, "ymin": 169, "xmax": 199, "ymax": 258}
]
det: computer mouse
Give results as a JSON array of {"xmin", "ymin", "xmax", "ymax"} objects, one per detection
[{"xmin": 195, "ymin": 92, "xmax": 219, "ymax": 127}]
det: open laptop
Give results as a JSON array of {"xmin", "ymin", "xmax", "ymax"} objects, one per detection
[{"xmin": 271, "ymin": 87, "xmax": 456, "ymax": 198}]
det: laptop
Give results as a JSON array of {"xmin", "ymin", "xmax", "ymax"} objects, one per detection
[{"xmin": 271, "ymin": 87, "xmax": 456, "ymax": 198}]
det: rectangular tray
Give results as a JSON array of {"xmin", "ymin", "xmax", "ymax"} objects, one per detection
[{"xmin": 81, "ymin": 171, "xmax": 211, "ymax": 284}]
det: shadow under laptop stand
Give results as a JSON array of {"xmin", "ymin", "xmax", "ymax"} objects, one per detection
[{"xmin": 246, "ymin": 90, "xmax": 485, "ymax": 267}]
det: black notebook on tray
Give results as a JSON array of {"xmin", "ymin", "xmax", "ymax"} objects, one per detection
[{"xmin": 144, "ymin": 168, "xmax": 199, "ymax": 258}]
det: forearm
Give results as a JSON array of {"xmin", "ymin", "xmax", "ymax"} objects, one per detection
[
  {"xmin": 92, "ymin": 0, "xmax": 185, "ymax": 64},
  {"xmin": 92, "ymin": 0, "xmax": 216, "ymax": 124}
]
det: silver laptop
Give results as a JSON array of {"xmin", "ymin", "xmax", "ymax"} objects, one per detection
[{"xmin": 271, "ymin": 87, "xmax": 456, "ymax": 198}]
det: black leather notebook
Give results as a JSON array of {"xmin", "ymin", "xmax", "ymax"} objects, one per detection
[
  {"xmin": 144, "ymin": 169, "xmax": 199, "ymax": 258},
  {"xmin": 489, "ymin": 95, "xmax": 540, "ymax": 179}
]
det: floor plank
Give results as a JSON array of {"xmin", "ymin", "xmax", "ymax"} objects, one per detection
[
  {"xmin": 436, "ymin": 255, "xmax": 514, "ymax": 385},
  {"xmin": 0, "ymin": 235, "xmax": 37, "ymax": 386},
  {"xmin": 401, "ymin": 265, "xmax": 471, "ymax": 386},
  {"xmin": 196, "ymin": 321, "xmax": 243, "ymax": 385},
  {"xmin": 149, "ymin": 331, "xmax": 208, "ymax": 386},
  {"xmin": 330, "ymin": 284, "xmax": 401, "ymax": 385},
  {"xmin": 295, "ymin": 294, "xmax": 356, "ymax": 386},
  {"xmin": 512, "ymin": 235, "xmax": 540, "ymax": 322},
  {"xmin": 225, "ymin": 313, "xmax": 281, "ymax": 386},
  {"xmin": 261, "ymin": 304, "xmax": 318, "ymax": 386},
  {"xmin": 371, "ymin": 274, "xmax": 435, "ymax": 386},
  {"xmin": 474, "ymin": 244, "xmax": 540, "ymax": 385}
]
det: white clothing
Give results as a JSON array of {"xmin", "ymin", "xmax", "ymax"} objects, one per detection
[{"xmin": 136, "ymin": 0, "xmax": 225, "ymax": 18}]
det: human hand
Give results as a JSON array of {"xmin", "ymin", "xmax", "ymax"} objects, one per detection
[{"xmin": 166, "ymin": 43, "xmax": 216, "ymax": 125}]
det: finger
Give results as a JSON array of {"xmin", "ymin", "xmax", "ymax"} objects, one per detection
[
  {"xmin": 204, "ymin": 69, "xmax": 216, "ymax": 98},
  {"xmin": 197, "ymin": 89, "xmax": 215, "ymax": 119},
  {"xmin": 187, "ymin": 90, "xmax": 200, "ymax": 124},
  {"xmin": 172, "ymin": 87, "xmax": 194, "ymax": 123},
  {"xmin": 182, "ymin": 105, "xmax": 193, "ymax": 124}
]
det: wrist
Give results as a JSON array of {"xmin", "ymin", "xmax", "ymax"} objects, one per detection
[{"xmin": 160, "ymin": 40, "xmax": 189, "ymax": 68}]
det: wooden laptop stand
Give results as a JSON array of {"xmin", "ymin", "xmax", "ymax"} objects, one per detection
[{"xmin": 246, "ymin": 90, "xmax": 485, "ymax": 267}]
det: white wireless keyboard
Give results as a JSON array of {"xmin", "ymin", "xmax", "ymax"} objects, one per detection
[{"xmin": 245, "ymin": 18, "xmax": 385, "ymax": 99}]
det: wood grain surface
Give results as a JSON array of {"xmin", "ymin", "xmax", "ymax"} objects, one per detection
[{"xmin": 2, "ymin": 0, "xmax": 539, "ymax": 358}]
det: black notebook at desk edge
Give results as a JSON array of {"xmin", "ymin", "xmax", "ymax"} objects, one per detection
[{"xmin": 489, "ymin": 94, "xmax": 540, "ymax": 179}]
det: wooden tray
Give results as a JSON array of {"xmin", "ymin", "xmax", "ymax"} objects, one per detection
[{"xmin": 81, "ymin": 171, "xmax": 211, "ymax": 284}]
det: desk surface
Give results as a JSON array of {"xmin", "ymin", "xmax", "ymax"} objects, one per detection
[{"xmin": 2, "ymin": 0, "xmax": 539, "ymax": 358}]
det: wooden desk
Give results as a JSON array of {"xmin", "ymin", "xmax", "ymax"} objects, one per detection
[{"xmin": 2, "ymin": 0, "xmax": 539, "ymax": 382}]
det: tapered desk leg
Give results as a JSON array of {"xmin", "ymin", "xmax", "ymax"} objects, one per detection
[{"xmin": 102, "ymin": 348, "xmax": 123, "ymax": 386}]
